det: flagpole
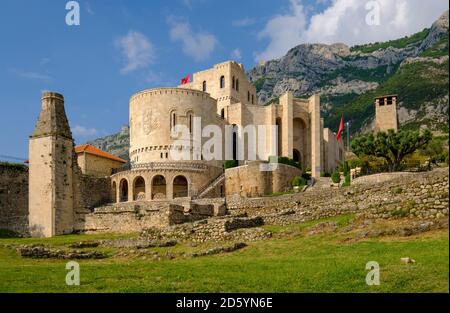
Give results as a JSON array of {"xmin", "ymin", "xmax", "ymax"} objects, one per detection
[{"xmin": 346, "ymin": 122, "xmax": 350, "ymax": 152}]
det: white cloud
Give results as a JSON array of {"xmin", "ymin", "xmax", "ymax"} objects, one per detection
[
  {"xmin": 168, "ymin": 16, "xmax": 218, "ymax": 61},
  {"xmin": 10, "ymin": 68, "xmax": 51, "ymax": 81},
  {"xmin": 72, "ymin": 125, "xmax": 98, "ymax": 137},
  {"xmin": 85, "ymin": 1, "xmax": 94, "ymax": 15},
  {"xmin": 232, "ymin": 17, "xmax": 257, "ymax": 27},
  {"xmin": 231, "ymin": 48, "xmax": 242, "ymax": 60},
  {"xmin": 115, "ymin": 31, "xmax": 154, "ymax": 74},
  {"xmin": 255, "ymin": 0, "xmax": 449, "ymax": 61}
]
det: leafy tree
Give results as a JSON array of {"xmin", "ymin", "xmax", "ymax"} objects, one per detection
[
  {"xmin": 420, "ymin": 137, "xmax": 446, "ymax": 165},
  {"xmin": 351, "ymin": 129, "xmax": 432, "ymax": 172}
]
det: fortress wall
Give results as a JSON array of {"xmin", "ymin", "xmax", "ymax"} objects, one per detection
[
  {"xmin": 225, "ymin": 162, "xmax": 301, "ymax": 198},
  {"xmin": 0, "ymin": 164, "xmax": 29, "ymax": 235}
]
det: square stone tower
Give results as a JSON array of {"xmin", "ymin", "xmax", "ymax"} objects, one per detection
[
  {"xmin": 374, "ymin": 95, "xmax": 399, "ymax": 132},
  {"xmin": 28, "ymin": 92, "xmax": 76, "ymax": 237}
]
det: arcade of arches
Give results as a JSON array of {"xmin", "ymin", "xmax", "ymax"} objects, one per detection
[{"xmin": 112, "ymin": 174, "xmax": 190, "ymax": 203}]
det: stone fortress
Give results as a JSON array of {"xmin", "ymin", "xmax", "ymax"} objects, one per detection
[{"xmin": 22, "ymin": 60, "xmax": 345, "ymax": 237}]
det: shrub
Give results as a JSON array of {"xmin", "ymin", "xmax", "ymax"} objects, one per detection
[
  {"xmin": 301, "ymin": 172, "xmax": 311, "ymax": 181},
  {"xmin": 331, "ymin": 171, "xmax": 341, "ymax": 184},
  {"xmin": 224, "ymin": 160, "xmax": 238, "ymax": 169},
  {"xmin": 270, "ymin": 156, "xmax": 301, "ymax": 169},
  {"xmin": 342, "ymin": 173, "xmax": 351, "ymax": 187},
  {"xmin": 292, "ymin": 176, "xmax": 307, "ymax": 187},
  {"xmin": 348, "ymin": 159, "xmax": 362, "ymax": 169}
]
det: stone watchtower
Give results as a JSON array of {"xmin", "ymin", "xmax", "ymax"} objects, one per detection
[
  {"xmin": 374, "ymin": 95, "xmax": 399, "ymax": 132},
  {"xmin": 28, "ymin": 92, "xmax": 77, "ymax": 237}
]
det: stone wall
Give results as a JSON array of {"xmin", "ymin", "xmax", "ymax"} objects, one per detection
[
  {"xmin": 78, "ymin": 175, "xmax": 112, "ymax": 210},
  {"xmin": 76, "ymin": 200, "xmax": 216, "ymax": 233},
  {"xmin": 141, "ymin": 216, "xmax": 268, "ymax": 243},
  {"xmin": 227, "ymin": 168, "xmax": 449, "ymax": 224},
  {"xmin": 0, "ymin": 164, "xmax": 29, "ymax": 235},
  {"xmin": 225, "ymin": 161, "xmax": 301, "ymax": 198}
]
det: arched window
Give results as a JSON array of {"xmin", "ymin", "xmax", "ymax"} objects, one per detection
[
  {"xmin": 202, "ymin": 80, "xmax": 207, "ymax": 92},
  {"xmin": 220, "ymin": 76, "xmax": 225, "ymax": 89},
  {"xmin": 236, "ymin": 79, "xmax": 239, "ymax": 91},
  {"xmin": 251, "ymin": 94, "xmax": 254, "ymax": 104},
  {"xmin": 220, "ymin": 108, "xmax": 225, "ymax": 119},
  {"xmin": 186, "ymin": 111, "xmax": 194, "ymax": 133},
  {"xmin": 151, "ymin": 175, "xmax": 167, "ymax": 200},
  {"xmin": 247, "ymin": 91, "xmax": 250, "ymax": 102},
  {"xmin": 119, "ymin": 179, "xmax": 128, "ymax": 202},
  {"xmin": 133, "ymin": 176, "xmax": 146, "ymax": 201},
  {"xmin": 232, "ymin": 76, "xmax": 235, "ymax": 89},
  {"xmin": 173, "ymin": 175, "xmax": 188, "ymax": 198},
  {"xmin": 232, "ymin": 124, "xmax": 238, "ymax": 161},
  {"xmin": 170, "ymin": 111, "xmax": 177, "ymax": 132}
]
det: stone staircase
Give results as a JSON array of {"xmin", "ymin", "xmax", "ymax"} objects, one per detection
[{"xmin": 195, "ymin": 173, "xmax": 225, "ymax": 199}]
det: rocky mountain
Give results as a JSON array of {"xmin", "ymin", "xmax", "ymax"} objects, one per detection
[
  {"xmin": 248, "ymin": 10, "xmax": 449, "ymax": 134},
  {"xmin": 89, "ymin": 11, "xmax": 448, "ymax": 159},
  {"xmin": 87, "ymin": 125, "xmax": 130, "ymax": 162}
]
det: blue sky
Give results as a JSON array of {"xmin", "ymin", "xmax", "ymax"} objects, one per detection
[{"xmin": 0, "ymin": 0, "xmax": 447, "ymax": 160}]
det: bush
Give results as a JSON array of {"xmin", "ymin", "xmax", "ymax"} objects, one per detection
[
  {"xmin": 342, "ymin": 173, "xmax": 351, "ymax": 187},
  {"xmin": 292, "ymin": 176, "xmax": 307, "ymax": 187},
  {"xmin": 348, "ymin": 159, "xmax": 362, "ymax": 169},
  {"xmin": 331, "ymin": 171, "xmax": 341, "ymax": 184},
  {"xmin": 301, "ymin": 172, "xmax": 311, "ymax": 181},
  {"xmin": 270, "ymin": 156, "xmax": 301, "ymax": 169},
  {"xmin": 224, "ymin": 160, "xmax": 238, "ymax": 169}
]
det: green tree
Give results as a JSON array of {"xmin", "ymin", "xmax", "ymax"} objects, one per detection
[
  {"xmin": 420, "ymin": 137, "xmax": 445, "ymax": 165},
  {"xmin": 351, "ymin": 129, "xmax": 432, "ymax": 172}
]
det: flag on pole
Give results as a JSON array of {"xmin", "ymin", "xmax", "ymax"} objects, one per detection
[
  {"xmin": 336, "ymin": 114, "xmax": 344, "ymax": 141},
  {"xmin": 180, "ymin": 74, "xmax": 190, "ymax": 85}
]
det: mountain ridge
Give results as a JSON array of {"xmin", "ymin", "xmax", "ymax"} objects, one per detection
[{"xmin": 88, "ymin": 10, "xmax": 449, "ymax": 159}]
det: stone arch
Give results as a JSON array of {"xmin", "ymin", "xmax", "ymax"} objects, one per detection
[
  {"xmin": 112, "ymin": 181, "xmax": 117, "ymax": 203},
  {"xmin": 151, "ymin": 175, "xmax": 167, "ymax": 200},
  {"xmin": 276, "ymin": 118, "xmax": 282, "ymax": 156},
  {"xmin": 119, "ymin": 178, "xmax": 129, "ymax": 202},
  {"xmin": 293, "ymin": 117, "xmax": 309, "ymax": 168},
  {"xmin": 173, "ymin": 175, "xmax": 188, "ymax": 198},
  {"xmin": 133, "ymin": 176, "xmax": 146, "ymax": 201},
  {"xmin": 232, "ymin": 124, "xmax": 238, "ymax": 160},
  {"xmin": 293, "ymin": 149, "xmax": 301, "ymax": 164}
]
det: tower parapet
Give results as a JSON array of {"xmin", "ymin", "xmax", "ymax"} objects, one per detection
[{"xmin": 374, "ymin": 94, "xmax": 399, "ymax": 132}]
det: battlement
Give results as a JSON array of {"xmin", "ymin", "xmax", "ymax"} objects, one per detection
[{"xmin": 130, "ymin": 87, "xmax": 213, "ymax": 102}]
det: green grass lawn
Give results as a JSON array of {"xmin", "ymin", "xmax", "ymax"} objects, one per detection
[{"xmin": 0, "ymin": 215, "xmax": 448, "ymax": 293}]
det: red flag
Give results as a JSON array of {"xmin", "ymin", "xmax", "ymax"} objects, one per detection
[
  {"xmin": 180, "ymin": 74, "xmax": 190, "ymax": 85},
  {"xmin": 336, "ymin": 114, "xmax": 344, "ymax": 141}
]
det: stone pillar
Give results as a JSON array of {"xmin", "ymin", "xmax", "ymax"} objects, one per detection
[
  {"xmin": 29, "ymin": 92, "xmax": 75, "ymax": 237},
  {"xmin": 279, "ymin": 92, "xmax": 293, "ymax": 158},
  {"xmin": 309, "ymin": 94, "xmax": 322, "ymax": 179}
]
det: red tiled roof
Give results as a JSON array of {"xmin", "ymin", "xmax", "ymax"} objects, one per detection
[{"xmin": 75, "ymin": 144, "xmax": 127, "ymax": 163}]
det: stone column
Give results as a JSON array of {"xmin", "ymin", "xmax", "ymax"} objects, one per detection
[
  {"xmin": 309, "ymin": 94, "xmax": 322, "ymax": 179},
  {"xmin": 279, "ymin": 92, "xmax": 293, "ymax": 158}
]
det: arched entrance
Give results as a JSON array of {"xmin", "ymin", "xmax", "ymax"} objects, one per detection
[
  {"xmin": 133, "ymin": 176, "xmax": 146, "ymax": 201},
  {"xmin": 119, "ymin": 179, "xmax": 128, "ymax": 202},
  {"xmin": 112, "ymin": 182, "xmax": 117, "ymax": 203},
  {"xmin": 173, "ymin": 175, "xmax": 188, "ymax": 198},
  {"xmin": 293, "ymin": 118, "xmax": 308, "ymax": 168},
  {"xmin": 152, "ymin": 175, "xmax": 166, "ymax": 200},
  {"xmin": 293, "ymin": 149, "xmax": 301, "ymax": 164},
  {"xmin": 276, "ymin": 118, "xmax": 282, "ymax": 156}
]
